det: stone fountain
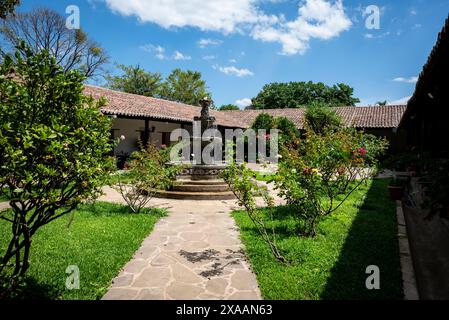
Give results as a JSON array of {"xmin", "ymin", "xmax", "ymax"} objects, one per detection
[{"xmin": 154, "ymin": 97, "xmax": 235, "ymax": 200}]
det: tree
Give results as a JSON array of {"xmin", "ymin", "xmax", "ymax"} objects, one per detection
[
  {"xmin": 0, "ymin": 0, "xmax": 20, "ymax": 19},
  {"xmin": 0, "ymin": 7, "xmax": 109, "ymax": 78},
  {"xmin": 251, "ymin": 113, "xmax": 276, "ymax": 131},
  {"xmin": 160, "ymin": 68, "xmax": 211, "ymax": 106},
  {"xmin": 376, "ymin": 100, "xmax": 387, "ymax": 106},
  {"xmin": 304, "ymin": 102, "xmax": 343, "ymax": 135},
  {"xmin": 252, "ymin": 81, "xmax": 360, "ymax": 109},
  {"xmin": 106, "ymin": 64, "xmax": 162, "ymax": 97},
  {"xmin": 0, "ymin": 43, "xmax": 113, "ymax": 295},
  {"xmin": 275, "ymin": 117, "xmax": 300, "ymax": 144},
  {"xmin": 219, "ymin": 104, "xmax": 240, "ymax": 111}
]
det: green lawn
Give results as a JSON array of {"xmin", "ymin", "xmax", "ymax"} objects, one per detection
[
  {"xmin": 255, "ymin": 172, "xmax": 276, "ymax": 182},
  {"xmin": 0, "ymin": 188, "xmax": 9, "ymax": 202},
  {"xmin": 106, "ymin": 171, "xmax": 136, "ymax": 186},
  {"xmin": 0, "ymin": 202, "xmax": 166, "ymax": 300},
  {"xmin": 233, "ymin": 179, "xmax": 403, "ymax": 300}
]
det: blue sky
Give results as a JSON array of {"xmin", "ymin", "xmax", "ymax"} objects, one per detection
[{"xmin": 18, "ymin": 0, "xmax": 449, "ymax": 108}]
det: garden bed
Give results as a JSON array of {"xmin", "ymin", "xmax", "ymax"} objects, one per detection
[
  {"xmin": 232, "ymin": 179, "xmax": 403, "ymax": 300},
  {"xmin": 0, "ymin": 202, "xmax": 166, "ymax": 300}
]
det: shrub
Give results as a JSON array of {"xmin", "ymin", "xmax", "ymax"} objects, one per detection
[
  {"xmin": 251, "ymin": 113, "xmax": 276, "ymax": 131},
  {"xmin": 114, "ymin": 143, "xmax": 180, "ymax": 213},
  {"xmin": 275, "ymin": 127, "xmax": 388, "ymax": 237},
  {"xmin": 275, "ymin": 117, "xmax": 300, "ymax": 147},
  {"xmin": 222, "ymin": 161, "xmax": 286, "ymax": 262},
  {"xmin": 304, "ymin": 102, "xmax": 343, "ymax": 135},
  {"xmin": 0, "ymin": 43, "xmax": 113, "ymax": 295}
]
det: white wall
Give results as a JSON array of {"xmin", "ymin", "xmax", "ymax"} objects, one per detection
[
  {"xmin": 112, "ymin": 118, "xmax": 186, "ymax": 156},
  {"xmin": 112, "ymin": 118, "xmax": 143, "ymax": 156}
]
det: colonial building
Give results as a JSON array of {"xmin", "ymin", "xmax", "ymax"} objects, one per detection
[
  {"xmin": 399, "ymin": 15, "xmax": 449, "ymax": 157},
  {"xmin": 84, "ymin": 85, "xmax": 407, "ymax": 157}
]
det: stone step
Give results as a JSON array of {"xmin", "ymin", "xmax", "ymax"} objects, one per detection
[
  {"xmin": 177, "ymin": 179, "xmax": 228, "ymax": 186},
  {"xmin": 153, "ymin": 190, "xmax": 236, "ymax": 201},
  {"xmin": 173, "ymin": 184, "xmax": 230, "ymax": 193}
]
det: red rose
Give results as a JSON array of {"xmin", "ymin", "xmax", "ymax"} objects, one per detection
[{"xmin": 358, "ymin": 148, "xmax": 367, "ymax": 157}]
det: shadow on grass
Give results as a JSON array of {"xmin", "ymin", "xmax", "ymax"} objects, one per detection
[
  {"xmin": 1, "ymin": 277, "xmax": 60, "ymax": 300},
  {"xmin": 320, "ymin": 179, "xmax": 403, "ymax": 300}
]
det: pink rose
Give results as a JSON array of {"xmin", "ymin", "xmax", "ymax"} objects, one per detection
[{"xmin": 358, "ymin": 148, "xmax": 367, "ymax": 157}]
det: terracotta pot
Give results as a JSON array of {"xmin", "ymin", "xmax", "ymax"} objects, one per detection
[{"xmin": 388, "ymin": 185, "xmax": 404, "ymax": 201}]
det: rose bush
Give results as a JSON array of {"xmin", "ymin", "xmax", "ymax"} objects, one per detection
[{"xmin": 274, "ymin": 127, "xmax": 388, "ymax": 237}]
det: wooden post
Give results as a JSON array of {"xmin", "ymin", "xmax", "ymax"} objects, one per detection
[{"xmin": 144, "ymin": 119, "xmax": 150, "ymax": 147}]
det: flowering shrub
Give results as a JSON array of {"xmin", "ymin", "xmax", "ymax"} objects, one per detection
[
  {"xmin": 114, "ymin": 143, "xmax": 180, "ymax": 213},
  {"xmin": 222, "ymin": 161, "xmax": 286, "ymax": 262},
  {"xmin": 274, "ymin": 127, "xmax": 388, "ymax": 237}
]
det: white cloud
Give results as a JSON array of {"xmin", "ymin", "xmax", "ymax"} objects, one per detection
[
  {"xmin": 393, "ymin": 76, "xmax": 418, "ymax": 84},
  {"xmin": 198, "ymin": 38, "xmax": 223, "ymax": 48},
  {"xmin": 236, "ymin": 98, "xmax": 252, "ymax": 108},
  {"xmin": 103, "ymin": 0, "xmax": 352, "ymax": 55},
  {"xmin": 140, "ymin": 44, "xmax": 191, "ymax": 61},
  {"xmin": 214, "ymin": 65, "xmax": 254, "ymax": 77},
  {"xmin": 173, "ymin": 51, "xmax": 191, "ymax": 60},
  {"xmin": 364, "ymin": 31, "xmax": 390, "ymax": 39},
  {"xmin": 103, "ymin": 0, "xmax": 265, "ymax": 33},
  {"xmin": 140, "ymin": 44, "xmax": 167, "ymax": 59},
  {"xmin": 202, "ymin": 55, "xmax": 216, "ymax": 61},
  {"xmin": 388, "ymin": 96, "xmax": 411, "ymax": 105},
  {"xmin": 229, "ymin": 59, "xmax": 237, "ymax": 63},
  {"xmin": 251, "ymin": 0, "xmax": 352, "ymax": 55}
]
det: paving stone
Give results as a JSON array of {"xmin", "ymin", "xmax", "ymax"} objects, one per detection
[
  {"xmin": 180, "ymin": 241, "xmax": 210, "ymax": 252},
  {"xmin": 206, "ymin": 278, "xmax": 228, "ymax": 295},
  {"xmin": 180, "ymin": 232, "xmax": 206, "ymax": 241},
  {"xmin": 136, "ymin": 288, "xmax": 165, "ymax": 300},
  {"xmin": 111, "ymin": 274, "xmax": 134, "ymax": 288},
  {"xmin": 122, "ymin": 259, "xmax": 148, "ymax": 274},
  {"xmin": 166, "ymin": 283, "xmax": 204, "ymax": 300},
  {"xmin": 171, "ymin": 263, "xmax": 203, "ymax": 284},
  {"xmin": 198, "ymin": 293, "xmax": 222, "ymax": 300},
  {"xmin": 161, "ymin": 243, "xmax": 179, "ymax": 252},
  {"xmin": 133, "ymin": 267, "xmax": 171, "ymax": 288},
  {"xmin": 231, "ymin": 271, "xmax": 259, "ymax": 291},
  {"xmin": 208, "ymin": 235, "xmax": 240, "ymax": 246},
  {"xmin": 135, "ymin": 246, "xmax": 159, "ymax": 260},
  {"xmin": 151, "ymin": 254, "xmax": 176, "ymax": 267},
  {"xmin": 102, "ymin": 288, "xmax": 139, "ymax": 300},
  {"xmin": 227, "ymin": 291, "xmax": 260, "ymax": 300}
]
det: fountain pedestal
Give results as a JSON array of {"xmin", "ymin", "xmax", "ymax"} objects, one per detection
[{"xmin": 154, "ymin": 97, "xmax": 235, "ymax": 200}]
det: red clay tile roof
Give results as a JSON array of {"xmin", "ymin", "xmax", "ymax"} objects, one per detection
[
  {"xmin": 84, "ymin": 85, "xmax": 406, "ymax": 129},
  {"xmin": 223, "ymin": 105, "xmax": 407, "ymax": 129},
  {"xmin": 84, "ymin": 85, "xmax": 246, "ymax": 128}
]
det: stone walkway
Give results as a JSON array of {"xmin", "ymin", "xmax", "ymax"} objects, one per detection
[
  {"xmin": 0, "ymin": 201, "xmax": 10, "ymax": 212},
  {"xmin": 99, "ymin": 186, "xmax": 280, "ymax": 300}
]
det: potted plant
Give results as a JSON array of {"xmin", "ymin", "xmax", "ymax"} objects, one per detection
[{"xmin": 388, "ymin": 173, "xmax": 408, "ymax": 200}]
